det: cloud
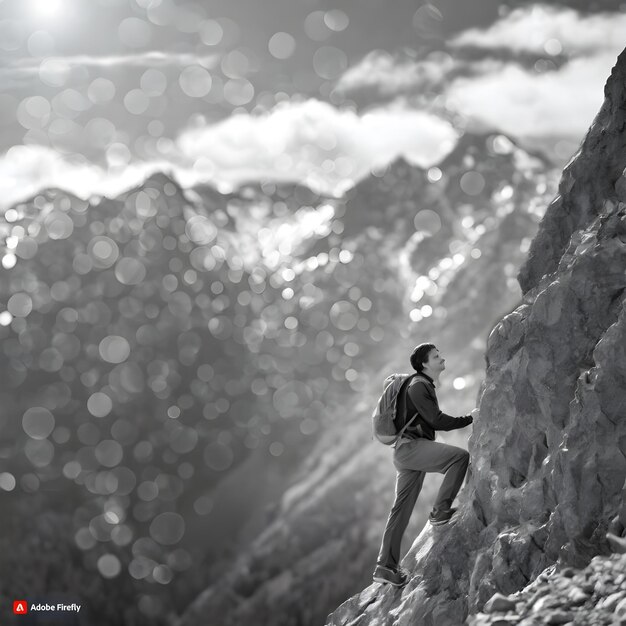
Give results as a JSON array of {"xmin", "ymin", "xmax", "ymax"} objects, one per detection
[
  {"xmin": 0, "ymin": 99, "xmax": 458, "ymax": 207},
  {"xmin": 8, "ymin": 51, "xmax": 219, "ymax": 75},
  {"xmin": 443, "ymin": 4, "xmax": 626, "ymax": 140},
  {"xmin": 451, "ymin": 5, "xmax": 626, "ymax": 55},
  {"xmin": 445, "ymin": 51, "xmax": 616, "ymax": 139},
  {"xmin": 175, "ymin": 99, "xmax": 458, "ymax": 194},
  {"xmin": 334, "ymin": 49, "xmax": 454, "ymax": 97},
  {"xmin": 334, "ymin": 5, "xmax": 625, "ymax": 141},
  {"xmin": 0, "ymin": 144, "xmax": 169, "ymax": 209}
]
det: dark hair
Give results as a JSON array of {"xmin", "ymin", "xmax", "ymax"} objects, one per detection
[{"xmin": 410, "ymin": 343, "xmax": 436, "ymax": 373}]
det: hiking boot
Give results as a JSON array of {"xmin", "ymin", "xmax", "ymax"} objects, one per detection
[
  {"xmin": 372, "ymin": 564, "xmax": 409, "ymax": 587},
  {"xmin": 429, "ymin": 507, "xmax": 458, "ymax": 526}
]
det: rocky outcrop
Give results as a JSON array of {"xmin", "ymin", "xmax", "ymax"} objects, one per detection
[
  {"xmin": 326, "ymin": 49, "xmax": 626, "ymax": 626},
  {"xmin": 469, "ymin": 554, "xmax": 626, "ymax": 626},
  {"xmin": 519, "ymin": 45, "xmax": 626, "ymax": 295}
]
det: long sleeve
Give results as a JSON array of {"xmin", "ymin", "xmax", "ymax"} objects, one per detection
[{"xmin": 407, "ymin": 380, "xmax": 472, "ymax": 432}]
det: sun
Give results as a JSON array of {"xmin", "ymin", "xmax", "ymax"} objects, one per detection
[{"xmin": 30, "ymin": 0, "xmax": 63, "ymax": 19}]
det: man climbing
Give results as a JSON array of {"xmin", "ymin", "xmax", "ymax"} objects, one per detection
[{"xmin": 373, "ymin": 342, "xmax": 474, "ymax": 587}]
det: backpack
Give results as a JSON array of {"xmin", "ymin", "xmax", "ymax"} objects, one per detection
[{"xmin": 371, "ymin": 373, "xmax": 430, "ymax": 445}]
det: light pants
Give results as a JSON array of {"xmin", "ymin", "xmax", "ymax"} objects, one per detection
[{"xmin": 376, "ymin": 438, "xmax": 470, "ymax": 570}]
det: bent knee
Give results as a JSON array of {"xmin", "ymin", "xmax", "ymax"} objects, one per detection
[{"xmin": 455, "ymin": 449, "xmax": 470, "ymax": 465}]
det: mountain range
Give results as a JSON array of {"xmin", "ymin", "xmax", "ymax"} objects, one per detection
[{"xmin": 0, "ymin": 128, "xmax": 559, "ymax": 625}]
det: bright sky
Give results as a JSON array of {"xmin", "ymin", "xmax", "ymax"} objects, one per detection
[{"xmin": 1, "ymin": 0, "xmax": 625, "ymax": 207}]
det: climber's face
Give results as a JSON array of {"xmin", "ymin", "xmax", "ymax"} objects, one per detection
[{"xmin": 423, "ymin": 348, "xmax": 446, "ymax": 376}]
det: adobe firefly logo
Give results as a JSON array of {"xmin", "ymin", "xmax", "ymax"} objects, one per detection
[{"xmin": 13, "ymin": 600, "xmax": 28, "ymax": 615}]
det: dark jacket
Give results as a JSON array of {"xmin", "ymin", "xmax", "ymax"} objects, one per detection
[{"xmin": 394, "ymin": 372, "xmax": 472, "ymax": 442}]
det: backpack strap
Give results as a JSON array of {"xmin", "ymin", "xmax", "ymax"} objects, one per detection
[{"xmin": 396, "ymin": 375, "xmax": 431, "ymax": 439}]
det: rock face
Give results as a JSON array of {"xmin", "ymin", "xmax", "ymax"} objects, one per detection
[{"xmin": 326, "ymin": 49, "xmax": 626, "ymax": 626}]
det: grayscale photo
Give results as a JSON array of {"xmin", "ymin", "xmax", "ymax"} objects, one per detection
[{"xmin": 0, "ymin": 0, "xmax": 625, "ymax": 624}]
